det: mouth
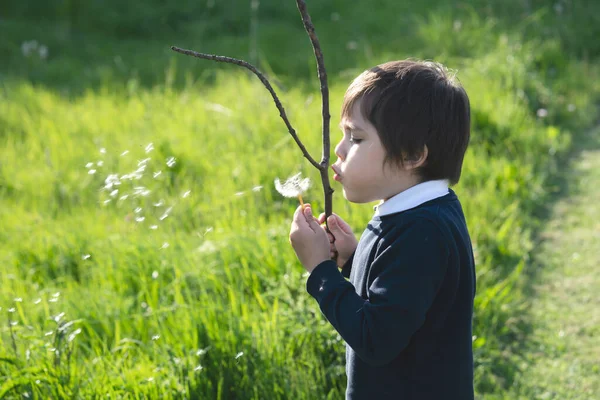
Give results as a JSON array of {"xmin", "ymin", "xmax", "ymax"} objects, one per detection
[{"xmin": 331, "ymin": 165, "xmax": 342, "ymax": 182}]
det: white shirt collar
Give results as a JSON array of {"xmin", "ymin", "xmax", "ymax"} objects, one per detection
[{"xmin": 374, "ymin": 179, "xmax": 449, "ymax": 217}]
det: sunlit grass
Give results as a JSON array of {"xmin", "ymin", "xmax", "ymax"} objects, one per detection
[{"xmin": 1, "ymin": 3, "xmax": 599, "ymax": 398}]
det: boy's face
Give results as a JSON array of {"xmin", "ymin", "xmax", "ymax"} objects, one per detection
[{"xmin": 332, "ymin": 99, "xmax": 420, "ymax": 204}]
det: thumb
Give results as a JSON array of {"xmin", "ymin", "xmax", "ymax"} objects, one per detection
[
  {"xmin": 328, "ymin": 215, "xmax": 352, "ymax": 236},
  {"xmin": 327, "ymin": 215, "xmax": 342, "ymax": 234},
  {"xmin": 304, "ymin": 207, "xmax": 321, "ymax": 232}
]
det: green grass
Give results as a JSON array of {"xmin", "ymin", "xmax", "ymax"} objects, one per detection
[
  {"xmin": 1, "ymin": 1, "xmax": 600, "ymax": 398},
  {"xmin": 504, "ymin": 127, "xmax": 600, "ymax": 399}
]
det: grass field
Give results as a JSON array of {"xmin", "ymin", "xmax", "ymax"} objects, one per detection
[{"xmin": 1, "ymin": 1, "xmax": 599, "ymax": 398}]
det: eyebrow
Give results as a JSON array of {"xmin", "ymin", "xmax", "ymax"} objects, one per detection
[{"xmin": 339, "ymin": 121, "xmax": 366, "ymax": 133}]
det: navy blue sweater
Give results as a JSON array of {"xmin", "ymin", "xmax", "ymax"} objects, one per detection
[{"xmin": 306, "ymin": 190, "xmax": 476, "ymax": 399}]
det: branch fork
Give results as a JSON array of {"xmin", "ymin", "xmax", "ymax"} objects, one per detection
[{"xmin": 171, "ymin": 0, "xmax": 334, "ymax": 220}]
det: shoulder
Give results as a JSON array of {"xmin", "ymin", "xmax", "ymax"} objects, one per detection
[{"xmin": 376, "ymin": 214, "xmax": 449, "ymax": 255}]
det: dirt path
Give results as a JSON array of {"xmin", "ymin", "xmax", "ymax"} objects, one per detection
[{"xmin": 509, "ymin": 127, "xmax": 600, "ymax": 399}]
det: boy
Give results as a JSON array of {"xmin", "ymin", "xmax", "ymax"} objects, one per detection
[{"xmin": 289, "ymin": 60, "xmax": 475, "ymax": 399}]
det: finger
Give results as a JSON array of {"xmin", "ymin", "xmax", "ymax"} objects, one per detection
[
  {"xmin": 317, "ymin": 213, "xmax": 326, "ymax": 224},
  {"xmin": 303, "ymin": 206, "xmax": 322, "ymax": 232},
  {"xmin": 293, "ymin": 205, "xmax": 309, "ymax": 228},
  {"xmin": 328, "ymin": 214, "xmax": 353, "ymax": 236}
]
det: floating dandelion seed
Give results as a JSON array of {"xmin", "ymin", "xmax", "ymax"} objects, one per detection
[
  {"xmin": 34, "ymin": 298, "xmax": 42, "ymax": 304},
  {"xmin": 85, "ymin": 162, "xmax": 94, "ymax": 169},
  {"xmin": 14, "ymin": 298, "xmax": 23, "ymax": 302},
  {"xmin": 103, "ymin": 200, "xmax": 111, "ymax": 205},
  {"xmin": 96, "ymin": 161, "xmax": 104, "ymax": 167},
  {"xmin": 166, "ymin": 157, "xmax": 176, "ymax": 167},
  {"xmin": 152, "ymin": 335, "xmax": 160, "ymax": 341},
  {"xmin": 235, "ymin": 191, "xmax": 245, "ymax": 197},
  {"xmin": 150, "ymin": 225, "xmax": 158, "ymax": 230},
  {"xmin": 252, "ymin": 185, "xmax": 263, "ymax": 192},
  {"xmin": 88, "ymin": 169, "xmax": 97, "ymax": 175},
  {"xmin": 161, "ymin": 242, "xmax": 169, "ymax": 249},
  {"xmin": 153, "ymin": 171, "xmax": 162, "ymax": 178},
  {"xmin": 145, "ymin": 143, "xmax": 154, "ymax": 153},
  {"xmin": 235, "ymin": 352, "xmax": 244, "ymax": 360},
  {"xmin": 182, "ymin": 190, "xmax": 191, "ymax": 198},
  {"xmin": 274, "ymin": 172, "xmax": 311, "ymax": 209},
  {"xmin": 8, "ymin": 308, "xmax": 15, "ymax": 313},
  {"xmin": 82, "ymin": 254, "xmax": 91, "ymax": 260},
  {"xmin": 68, "ymin": 328, "xmax": 82, "ymax": 342},
  {"xmin": 154, "ymin": 200, "xmax": 164, "ymax": 207},
  {"xmin": 194, "ymin": 365, "xmax": 204, "ymax": 372},
  {"xmin": 99, "ymin": 148, "xmax": 106, "ymax": 154},
  {"xmin": 134, "ymin": 207, "xmax": 143, "ymax": 213},
  {"xmin": 152, "ymin": 271, "xmax": 159, "ymax": 279},
  {"xmin": 121, "ymin": 150, "xmax": 129, "ymax": 156},
  {"xmin": 119, "ymin": 195, "xmax": 129, "ymax": 201},
  {"xmin": 110, "ymin": 189, "xmax": 119, "ymax": 197},
  {"xmin": 135, "ymin": 216, "xmax": 145, "ymax": 223},
  {"xmin": 45, "ymin": 331, "xmax": 53, "ymax": 336}
]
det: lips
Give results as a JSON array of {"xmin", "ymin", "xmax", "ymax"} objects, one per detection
[{"xmin": 331, "ymin": 165, "xmax": 342, "ymax": 182}]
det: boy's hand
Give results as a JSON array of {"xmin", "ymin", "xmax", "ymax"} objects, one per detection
[
  {"xmin": 317, "ymin": 212, "xmax": 358, "ymax": 269},
  {"xmin": 289, "ymin": 205, "xmax": 331, "ymax": 273}
]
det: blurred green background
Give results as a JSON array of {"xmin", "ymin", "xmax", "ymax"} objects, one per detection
[{"xmin": 1, "ymin": 0, "xmax": 599, "ymax": 399}]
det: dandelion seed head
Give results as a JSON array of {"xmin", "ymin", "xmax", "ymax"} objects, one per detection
[{"xmin": 274, "ymin": 173, "xmax": 311, "ymax": 198}]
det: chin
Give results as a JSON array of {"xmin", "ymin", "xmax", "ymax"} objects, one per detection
[{"xmin": 342, "ymin": 188, "xmax": 371, "ymax": 204}]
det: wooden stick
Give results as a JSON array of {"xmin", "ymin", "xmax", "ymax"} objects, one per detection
[{"xmin": 171, "ymin": 47, "xmax": 321, "ymax": 170}]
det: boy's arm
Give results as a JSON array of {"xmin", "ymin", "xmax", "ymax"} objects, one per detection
[{"xmin": 306, "ymin": 219, "xmax": 448, "ymax": 366}]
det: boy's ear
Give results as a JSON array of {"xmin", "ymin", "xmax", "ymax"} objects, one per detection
[{"xmin": 402, "ymin": 145, "xmax": 428, "ymax": 170}]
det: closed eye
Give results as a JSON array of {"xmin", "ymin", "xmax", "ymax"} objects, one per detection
[{"xmin": 349, "ymin": 137, "xmax": 363, "ymax": 144}]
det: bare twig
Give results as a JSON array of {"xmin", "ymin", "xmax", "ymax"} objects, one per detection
[
  {"xmin": 170, "ymin": 47, "xmax": 321, "ymax": 170},
  {"xmin": 296, "ymin": 0, "xmax": 334, "ymax": 220},
  {"xmin": 171, "ymin": 2, "xmax": 336, "ymax": 227}
]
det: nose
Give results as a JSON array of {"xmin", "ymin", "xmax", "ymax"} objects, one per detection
[{"xmin": 334, "ymin": 138, "xmax": 345, "ymax": 161}]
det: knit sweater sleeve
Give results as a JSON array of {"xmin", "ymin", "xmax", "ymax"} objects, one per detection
[{"xmin": 306, "ymin": 219, "xmax": 449, "ymax": 366}]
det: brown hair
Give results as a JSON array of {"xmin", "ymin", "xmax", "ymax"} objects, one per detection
[{"xmin": 341, "ymin": 60, "xmax": 471, "ymax": 185}]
